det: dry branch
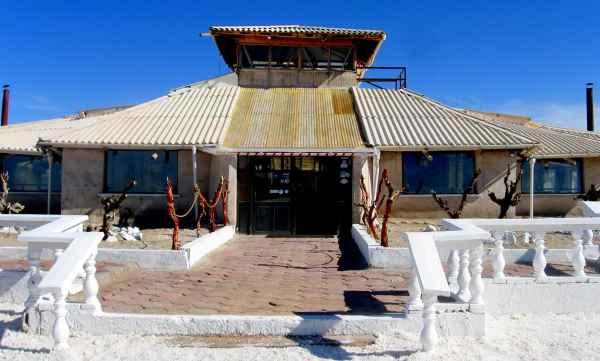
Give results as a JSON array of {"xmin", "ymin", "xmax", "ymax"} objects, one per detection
[
  {"xmin": 432, "ymin": 169, "xmax": 481, "ymax": 219},
  {"xmin": 100, "ymin": 180, "xmax": 136, "ymax": 241},
  {"xmin": 0, "ymin": 172, "xmax": 24, "ymax": 214}
]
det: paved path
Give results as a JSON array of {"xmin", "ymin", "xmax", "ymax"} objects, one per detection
[{"xmin": 100, "ymin": 235, "xmax": 409, "ymax": 315}]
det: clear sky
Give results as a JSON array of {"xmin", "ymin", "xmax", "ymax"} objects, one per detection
[{"xmin": 2, "ymin": 0, "xmax": 599, "ymax": 128}]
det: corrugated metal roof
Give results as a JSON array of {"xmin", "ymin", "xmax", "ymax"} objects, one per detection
[
  {"xmin": 0, "ymin": 117, "xmax": 77, "ymax": 154},
  {"xmin": 210, "ymin": 25, "xmax": 385, "ymax": 39},
  {"xmin": 481, "ymin": 120, "xmax": 600, "ymax": 158},
  {"xmin": 43, "ymin": 86, "xmax": 240, "ymax": 148},
  {"xmin": 223, "ymin": 88, "xmax": 365, "ymax": 151},
  {"xmin": 351, "ymin": 88, "xmax": 538, "ymax": 150}
]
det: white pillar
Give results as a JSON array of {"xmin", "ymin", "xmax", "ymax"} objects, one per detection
[
  {"xmin": 583, "ymin": 229, "xmax": 594, "ymax": 247},
  {"xmin": 447, "ymin": 250, "xmax": 459, "ymax": 293},
  {"xmin": 420, "ymin": 292, "xmax": 438, "ymax": 352},
  {"xmin": 407, "ymin": 264, "xmax": 424, "ymax": 311},
  {"xmin": 492, "ymin": 231, "xmax": 506, "ymax": 280},
  {"xmin": 52, "ymin": 290, "xmax": 70, "ymax": 350},
  {"xmin": 457, "ymin": 249, "xmax": 471, "ymax": 302},
  {"xmin": 83, "ymin": 251, "xmax": 102, "ymax": 314},
  {"xmin": 533, "ymin": 231, "xmax": 547, "ymax": 281},
  {"xmin": 469, "ymin": 244, "xmax": 485, "ymax": 313},
  {"xmin": 371, "ymin": 149, "xmax": 380, "ymax": 200},
  {"xmin": 47, "ymin": 152, "xmax": 53, "ymax": 215},
  {"xmin": 529, "ymin": 157, "xmax": 536, "ymax": 219},
  {"xmin": 571, "ymin": 230, "xmax": 587, "ymax": 278},
  {"xmin": 192, "ymin": 145, "xmax": 198, "ymax": 220}
]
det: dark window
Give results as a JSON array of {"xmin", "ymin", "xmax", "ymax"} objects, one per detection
[
  {"xmin": 105, "ymin": 150, "xmax": 177, "ymax": 194},
  {"xmin": 402, "ymin": 152, "xmax": 475, "ymax": 194},
  {"xmin": 0, "ymin": 154, "xmax": 61, "ymax": 192},
  {"xmin": 240, "ymin": 45, "xmax": 354, "ymax": 71},
  {"xmin": 522, "ymin": 159, "xmax": 582, "ymax": 194}
]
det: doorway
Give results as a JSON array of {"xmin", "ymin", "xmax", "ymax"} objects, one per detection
[{"xmin": 237, "ymin": 156, "xmax": 352, "ymax": 235}]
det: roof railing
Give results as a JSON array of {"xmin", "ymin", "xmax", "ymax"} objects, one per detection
[{"xmin": 357, "ymin": 66, "xmax": 407, "ymax": 90}]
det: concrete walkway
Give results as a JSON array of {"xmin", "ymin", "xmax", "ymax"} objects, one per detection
[{"xmin": 100, "ymin": 235, "xmax": 409, "ymax": 315}]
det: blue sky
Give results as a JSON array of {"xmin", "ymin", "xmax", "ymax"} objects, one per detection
[{"xmin": 2, "ymin": 1, "xmax": 599, "ymax": 128}]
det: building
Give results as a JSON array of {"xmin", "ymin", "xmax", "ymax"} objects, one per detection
[{"xmin": 0, "ymin": 25, "xmax": 599, "ymax": 233}]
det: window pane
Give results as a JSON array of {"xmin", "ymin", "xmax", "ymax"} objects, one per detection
[
  {"xmin": 105, "ymin": 150, "xmax": 178, "ymax": 193},
  {"xmin": 522, "ymin": 159, "xmax": 582, "ymax": 194},
  {"xmin": 402, "ymin": 152, "xmax": 475, "ymax": 194},
  {"xmin": 1, "ymin": 154, "xmax": 61, "ymax": 192}
]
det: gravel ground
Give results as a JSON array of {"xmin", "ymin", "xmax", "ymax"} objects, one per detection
[
  {"xmin": 2, "ymin": 303, "xmax": 600, "ymax": 360},
  {"xmin": 0, "ymin": 228, "xmax": 210, "ymax": 250}
]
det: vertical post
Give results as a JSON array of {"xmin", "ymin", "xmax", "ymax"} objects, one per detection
[
  {"xmin": 533, "ymin": 231, "xmax": 547, "ymax": 281},
  {"xmin": 469, "ymin": 244, "xmax": 485, "ymax": 313},
  {"xmin": 47, "ymin": 152, "xmax": 53, "ymax": 214},
  {"xmin": 192, "ymin": 145, "xmax": 198, "ymax": 221},
  {"xmin": 492, "ymin": 231, "xmax": 506, "ymax": 280},
  {"xmin": 25, "ymin": 260, "xmax": 41, "ymax": 310},
  {"xmin": 407, "ymin": 264, "xmax": 424, "ymax": 311},
  {"xmin": 457, "ymin": 249, "xmax": 471, "ymax": 302},
  {"xmin": 52, "ymin": 289, "xmax": 70, "ymax": 350},
  {"xmin": 420, "ymin": 292, "xmax": 438, "ymax": 352},
  {"xmin": 529, "ymin": 157, "xmax": 536, "ymax": 219},
  {"xmin": 571, "ymin": 230, "xmax": 587, "ymax": 278},
  {"xmin": 371, "ymin": 149, "xmax": 380, "ymax": 200},
  {"xmin": 583, "ymin": 229, "xmax": 594, "ymax": 247},
  {"xmin": 447, "ymin": 250, "xmax": 459, "ymax": 293},
  {"xmin": 83, "ymin": 251, "xmax": 102, "ymax": 314}
]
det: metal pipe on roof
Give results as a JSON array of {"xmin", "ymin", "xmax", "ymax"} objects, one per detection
[
  {"xmin": 1, "ymin": 85, "xmax": 9, "ymax": 126},
  {"xmin": 529, "ymin": 157, "xmax": 536, "ymax": 219},
  {"xmin": 192, "ymin": 145, "xmax": 198, "ymax": 220},
  {"xmin": 587, "ymin": 83, "xmax": 594, "ymax": 132},
  {"xmin": 47, "ymin": 152, "xmax": 53, "ymax": 214}
]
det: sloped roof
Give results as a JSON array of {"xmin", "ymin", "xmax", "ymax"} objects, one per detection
[
  {"xmin": 0, "ymin": 117, "xmax": 77, "ymax": 154},
  {"xmin": 481, "ymin": 120, "xmax": 600, "ymax": 158},
  {"xmin": 41, "ymin": 85, "xmax": 239, "ymax": 148},
  {"xmin": 351, "ymin": 88, "xmax": 537, "ymax": 150},
  {"xmin": 223, "ymin": 88, "xmax": 365, "ymax": 152},
  {"xmin": 209, "ymin": 25, "xmax": 385, "ymax": 39}
]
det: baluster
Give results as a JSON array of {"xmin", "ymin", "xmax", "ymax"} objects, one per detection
[
  {"xmin": 583, "ymin": 229, "xmax": 594, "ymax": 247},
  {"xmin": 457, "ymin": 249, "xmax": 471, "ymax": 302},
  {"xmin": 83, "ymin": 251, "xmax": 102, "ymax": 314},
  {"xmin": 407, "ymin": 264, "xmax": 424, "ymax": 311},
  {"xmin": 571, "ymin": 231, "xmax": 587, "ymax": 278},
  {"xmin": 24, "ymin": 259, "xmax": 42, "ymax": 310},
  {"xmin": 420, "ymin": 293, "xmax": 438, "ymax": 352},
  {"xmin": 469, "ymin": 244, "xmax": 485, "ymax": 313},
  {"xmin": 447, "ymin": 250, "xmax": 459, "ymax": 293},
  {"xmin": 491, "ymin": 231, "xmax": 506, "ymax": 280},
  {"xmin": 533, "ymin": 232, "xmax": 547, "ymax": 281},
  {"xmin": 52, "ymin": 290, "xmax": 70, "ymax": 350}
]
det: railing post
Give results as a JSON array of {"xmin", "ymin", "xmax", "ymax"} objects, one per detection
[
  {"xmin": 583, "ymin": 229, "xmax": 594, "ymax": 247},
  {"xmin": 491, "ymin": 231, "xmax": 506, "ymax": 280},
  {"xmin": 457, "ymin": 249, "xmax": 471, "ymax": 302},
  {"xmin": 420, "ymin": 292, "xmax": 438, "ymax": 352},
  {"xmin": 52, "ymin": 289, "xmax": 70, "ymax": 350},
  {"xmin": 407, "ymin": 263, "xmax": 424, "ymax": 311},
  {"xmin": 25, "ymin": 259, "xmax": 42, "ymax": 310},
  {"xmin": 447, "ymin": 250, "xmax": 459, "ymax": 293},
  {"xmin": 571, "ymin": 230, "xmax": 587, "ymax": 278},
  {"xmin": 533, "ymin": 232, "xmax": 547, "ymax": 281},
  {"xmin": 83, "ymin": 250, "xmax": 102, "ymax": 314},
  {"xmin": 469, "ymin": 243, "xmax": 485, "ymax": 313}
]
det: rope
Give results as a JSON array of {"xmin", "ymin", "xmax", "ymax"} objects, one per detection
[{"xmin": 175, "ymin": 196, "xmax": 197, "ymax": 218}]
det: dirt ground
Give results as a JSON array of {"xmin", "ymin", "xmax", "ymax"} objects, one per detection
[
  {"xmin": 0, "ymin": 227, "xmax": 210, "ymax": 249},
  {"xmin": 384, "ymin": 218, "xmax": 596, "ymax": 249}
]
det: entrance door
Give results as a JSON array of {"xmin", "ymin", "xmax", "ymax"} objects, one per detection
[{"xmin": 237, "ymin": 156, "xmax": 352, "ymax": 235}]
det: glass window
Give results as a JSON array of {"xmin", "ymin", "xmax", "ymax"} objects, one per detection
[
  {"xmin": 105, "ymin": 150, "xmax": 178, "ymax": 194},
  {"xmin": 402, "ymin": 152, "xmax": 475, "ymax": 194},
  {"xmin": 1, "ymin": 154, "xmax": 61, "ymax": 192},
  {"xmin": 522, "ymin": 159, "xmax": 582, "ymax": 194}
]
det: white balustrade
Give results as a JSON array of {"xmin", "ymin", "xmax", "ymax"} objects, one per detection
[
  {"xmin": 407, "ymin": 264, "xmax": 424, "ymax": 311},
  {"xmin": 583, "ymin": 229, "xmax": 594, "ymax": 246},
  {"xmin": 491, "ymin": 231, "xmax": 506, "ymax": 280},
  {"xmin": 83, "ymin": 251, "xmax": 101, "ymax": 313},
  {"xmin": 533, "ymin": 232, "xmax": 547, "ymax": 281},
  {"xmin": 52, "ymin": 290, "xmax": 70, "ymax": 350},
  {"xmin": 446, "ymin": 250, "xmax": 459, "ymax": 293},
  {"xmin": 469, "ymin": 245, "xmax": 485, "ymax": 312},
  {"xmin": 456, "ymin": 249, "xmax": 471, "ymax": 302},
  {"xmin": 420, "ymin": 293, "xmax": 438, "ymax": 352},
  {"xmin": 571, "ymin": 231, "xmax": 586, "ymax": 278}
]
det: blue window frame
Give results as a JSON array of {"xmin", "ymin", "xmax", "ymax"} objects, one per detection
[
  {"xmin": 402, "ymin": 152, "xmax": 475, "ymax": 194},
  {"xmin": 105, "ymin": 150, "xmax": 178, "ymax": 194},
  {"xmin": 0, "ymin": 154, "xmax": 61, "ymax": 192},
  {"xmin": 522, "ymin": 159, "xmax": 582, "ymax": 194}
]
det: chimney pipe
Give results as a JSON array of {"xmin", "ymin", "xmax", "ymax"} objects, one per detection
[
  {"xmin": 1, "ymin": 85, "xmax": 8, "ymax": 127},
  {"xmin": 587, "ymin": 83, "xmax": 594, "ymax": 132}
]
